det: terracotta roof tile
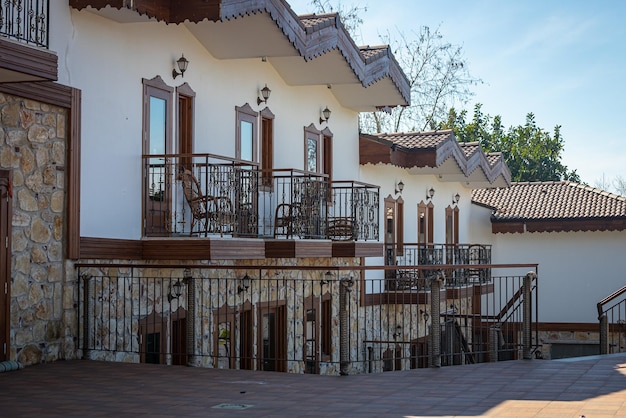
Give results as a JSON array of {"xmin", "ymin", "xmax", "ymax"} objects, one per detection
[
  {"xmin": 374, "ymin": 130, "xmax": 454, "ymax": 149},
  {"xmin": 459, "ymin": 142, "xmax": 480, "ymax": 158},
  {"xmin": 486, "ymin": 152, "xmax": 503, "ymax": 167},
  {"xmin": 360, "ymin": 45, "xmax": 388, "ymax": 60},
  {"xmin": 299, "ymin": 13, "xmax": 337, "ymax": 29},
  {"xmin": 472, "ymin": 181, "xmax": 626, "ymax": 220}
]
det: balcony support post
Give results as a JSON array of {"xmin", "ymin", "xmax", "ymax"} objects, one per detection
[
  {"xmin": 599, "ymin": 314, "xmax": 609, "ymax": 355},
  {"xmin": 429, "ymin": 271, "xmax": 444, "ymax": 367},
  {"xmin": 522, "ymin": 272, "xmax": 536, "ymax": 360},
  {"xmin": 186, "ymin": 275, "xmax": 197, "ymax": 366},
  {"xmin": 339, "ymin": 276, "xmax": 354, "ymax": 375}
]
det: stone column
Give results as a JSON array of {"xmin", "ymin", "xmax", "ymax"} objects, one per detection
[
  {"xmin": 429, "ymin": 271, "xmax": 444, "ymax": 368},
  {"xmin": 522, "ymin": 272, "xmax": 536, "ymax": 360},
  {"xmin": 185, "ymin": 270, "xmax": 196, "ymax": 367},
  {"xmin": 599, "ymin": 314, "xmax": 609, "ymax": 355},
  {"xmin": 339, "ymin": 276, "xmax": 354, "ymax": 375}
]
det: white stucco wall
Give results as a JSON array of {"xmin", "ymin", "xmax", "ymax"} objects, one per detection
[
  {"xmin": 469, "ymin": 204, "xmax": 626, "ymax": 324},
  {"xmin": 360, "ymin": 163, "xmax": 473, "ymax": 285},
  {"xmin": 48, "ymin": 4, "xmax": 360, "ymax": 238}
]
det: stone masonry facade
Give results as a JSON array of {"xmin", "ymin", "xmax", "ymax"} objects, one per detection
[{"xmin": 0, "ymin": 92, "xmax": 69, "ymax": 365}]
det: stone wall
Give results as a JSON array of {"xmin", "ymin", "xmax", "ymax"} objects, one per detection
[
  {"xmin": 0, "ymin": 92, "xmax": 69, "ymax": 365},
  {"xmin": 75, "ymin": 258, "xmax": 487, "ymax": 374}
]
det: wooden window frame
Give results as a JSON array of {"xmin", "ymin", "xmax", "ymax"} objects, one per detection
[
  {"xmin": 304, "ymin": 123, "xmax": 321, "ymax": 173},
  {"xmin": 322, "ymin": 127, "xmax": 333, "ymax": 181},
  {"xmin": 445, "ymin": 205, "xmax": 460, "ymax": 246},
  {"xmin": 176, "ymin": 82, "xmax": 195, "ymax": 170},
  {"xmin": 142, "ymin": 76, "xmax": 174, "ymax": 237},
  {"xmin": 235, "ymin": 103, "xmax": 258, "ymax": 163},
  {"xmin": 260, "ymin": 107, "xmax": 275, "ymax": 189},
  {"xmin": 396, "ymin": 197, "xmax": 404, "ymax": 253},
  {"xmin": 417, "ymin": 201, "xmax": 434, "ymax": 245}
]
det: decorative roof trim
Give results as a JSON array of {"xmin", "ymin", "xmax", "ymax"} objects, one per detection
[
  {"xmin": 71, "ymin": 0, "xmax": 411, "ymax": 106},
  {"xmin": 359, "ymin": 131, "xmax": 511, "ymax": 187}
]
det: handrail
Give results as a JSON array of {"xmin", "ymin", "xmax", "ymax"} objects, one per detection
[{"xmin": 597, "ymin": 285, "xmax": 626, "ymax": 319}]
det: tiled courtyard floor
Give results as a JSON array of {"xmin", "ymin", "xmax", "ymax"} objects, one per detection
[{"xmin": 2, "ymin": 354, "xmax": 626, "ymax": 417}]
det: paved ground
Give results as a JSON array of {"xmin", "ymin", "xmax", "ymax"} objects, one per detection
[{"xmin": 1, "ymin": 354, "xmax": 626, "ymax": 417}]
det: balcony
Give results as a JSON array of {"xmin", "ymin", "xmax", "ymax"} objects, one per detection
[
  {"xmin": 0, "ymin": 0, "xmax": 57, "ymax": 83},
  {"xmin": 1, "ymin": 0, "xmax": 49, "ymax": 47},
  {"xmin": 143, "ymin": 154, "xmax": 380, "ymax": 242},
  {"xmin": 385, "ymin": 243, "xmax": 492, "ymax": 290}
]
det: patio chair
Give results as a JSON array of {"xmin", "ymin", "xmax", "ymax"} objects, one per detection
[
  {"xmin": 178, "ymin": 168, "xmax": 234, "ymax": 236},
  {"xmin": 273, "ymin": 203, "xmax": 297, "ymax": 238}
]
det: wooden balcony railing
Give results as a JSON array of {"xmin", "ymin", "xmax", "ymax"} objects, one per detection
[
  {"xmin": 0, "ymin": 0, "xmax": 49, "ymax": 48},
  {"xmin": 142, "ymin": 154, "xmax": 380, "ymax": 241}
]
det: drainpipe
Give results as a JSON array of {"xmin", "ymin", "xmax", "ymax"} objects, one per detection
[
  {"xmin": 186, "ymin": 270, "xmax": 196, "ymax": 367},
  {"xmin": 429, "ymin": 271, "xmax": 444, "ymax": 368},
  {"xmin": 522, "ymin": 272, "xmax": 536, "ymax": 360},
  {"xmin": 82, "ymin": 274, "xmax": 93, "ymax": 360},
  {"xmin": 339, "ymin": 276, "xmax": 354, "ymax": 375}
]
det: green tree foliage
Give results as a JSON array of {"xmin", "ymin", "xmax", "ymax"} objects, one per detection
[{"xmin": 440, "ymin": 104, "xmax": 580, "ymax": 182}]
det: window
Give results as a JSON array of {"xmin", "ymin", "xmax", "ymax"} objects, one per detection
[
  {"xmin": 236, "ymin": 103, "xmax": 258, "ymax": 162},
  {"xmin": 445, "ymin": 205, "xmax": 459, "ymax": 246},
  {"xmin": 260, "ymin": 107, "xmax": 274, "ymax": 187},
  {"xmin": 322, "ymin": 128, "xmax": 333, "ymax": 183},
  {"xmin": 143, "ymin": 77, "xmax": 174, "ymax": 237},
  {"xmin": 417, "ymin": 201, "xmax": 434, "ymax": 245},
  {"xmin": 304, "ymin": 124, "xmax": 321, "ymax": 173},
  {"xmin": 176, "ymin": 83, "xmax": 195, "ymax": 170}
]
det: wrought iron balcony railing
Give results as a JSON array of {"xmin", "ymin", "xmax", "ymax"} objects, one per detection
[
  {"xmin": 384, "ymin": 243, "xmax": 492, "ymax": 289},
  {"xmin": 142, "ymin": 154, "xmax": 380, "ymax": 241},
  {"xmin": 598, "ymin": 285, "xmax": 626, "ymax": 355},
  {"xmin": 77, "ymin": 263, "xmax": 539, "ymax": 374},
  {"xmin": 0, "ymin": 0, "xmax": 49, "ymax": 48}
]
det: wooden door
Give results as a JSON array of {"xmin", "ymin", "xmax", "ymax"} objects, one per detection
[
  {"xmin": 143, "ymin": 78, "xmax": 173, "ymax": 236},
  {"xmin": 171, "ymin": 307, "xmax": 187, "ymax": 366},
  {"xmin": 258, "ymin": 305, "xmax": 286, "ymax": 372}
]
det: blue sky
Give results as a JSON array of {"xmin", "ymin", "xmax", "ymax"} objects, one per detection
[{"xmin": 287, "ymin": 0, "xmax": 626, "ymax": 188}]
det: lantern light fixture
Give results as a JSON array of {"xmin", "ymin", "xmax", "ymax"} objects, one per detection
[
  {"xmin": 172, "ymin": 54, "xmax": 189, "ymax": 79},
  {"xmin": 257, "ymin": 84, "xmax": 271, "ymax": 106},
  {"xmin": 319, "ymin": 106, "xmax": 331, "ymax": 124},
  {"xmin": 395, "ymin": 180, "xmax": 404, "ymax": 195}
]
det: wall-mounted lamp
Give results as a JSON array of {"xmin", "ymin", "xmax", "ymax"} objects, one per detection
[
  {"xmin": 257, "ymin": 84, "xmax": 271, "ymax": 106},
  {"xmin": 426, "ymin": 187, "xmax": 435, "ymax": 200},
  {"xmin": 321, "ymin": 271, "xmax": 332, "ymax": 285},
  {"xmin": 453, "ymin": 193, "xmax": 460, "ymax": 205},
  {"xmin": 319, "ymin": 106, "xmax": 331, "ymax": 124},
  {"xmin": 167, "ymin": 278, "xmax": 184, "ymax": 302},
  {"xmin": 238, "ymin": 274, "xmax": 252, "ymax": 294},
  {"xmin": 172, "ymin": 54, "xmax": 189, "ymax": 79},
  {"xmin": 395, "ymin": 180, "xmax": 404, "ymax": 195},
  {"xmin": 393, "ymin": 325, "xmax": 403, "ymax": 339}
]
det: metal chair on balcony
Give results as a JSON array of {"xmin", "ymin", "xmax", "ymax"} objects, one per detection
[
  {"xmin": 273, "ymin": 203, "xmax": 297, "ymax": 238},
  {"xmin": 178, "ymin": 168, "xmax": 234, "ymax": 236}
]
